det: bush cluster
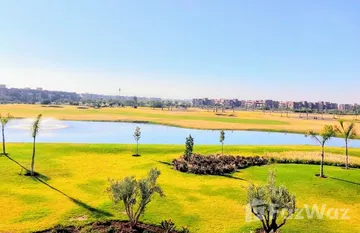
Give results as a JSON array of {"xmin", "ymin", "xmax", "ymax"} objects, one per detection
[
  {"xmin": 270, "ymin": 157, "xmax": 360, "ymax": 168},
  {"xmin": 173, "ymin": 154, "xmax": 268, "ymax": 175}
]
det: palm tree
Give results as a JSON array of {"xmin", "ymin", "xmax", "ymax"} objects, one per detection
[
  {"xmin": 31, "ymin": 114, "xmax": 42, "ymax": 176},
  {"xmin": 334, "ymin": 119, "xmax": 357, "ymax": 169},
  {"xmin": 306, "ymin": 125, "xmax": 335, "ymax": 178},
  {"xmin": 0, "ymin": 113, "xmax": 13, "ymax": 155}
]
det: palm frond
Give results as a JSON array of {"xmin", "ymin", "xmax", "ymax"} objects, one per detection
[{"xmin": 32, "ymin": 114, "xmax": 42, "ymax": 138}]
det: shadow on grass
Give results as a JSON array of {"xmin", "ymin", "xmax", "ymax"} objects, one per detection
[
  {"xmin": 220, "ymin": 174, "xmax": 247, "ymax": 181},
  {"xmin": 157, "ymin": 160, "xmax": 172, "ymax": 166},
  {"xmin": 329, "ymin": 177, "xmax": 360, "ymax": 186},
  {"xmin": 4, "ymin": 154, "xmax": 29, "ymax": 171},
  {"xmin": 24, "ymin": 171, "xmax": 51, "ymax": 181},
  {"xmin": 34, "ymin": 177, "xmax": 113, "ymax": 217},
  {"xmin": 4, "ymin": 155, "xmax": 113, "ymax": 217}
]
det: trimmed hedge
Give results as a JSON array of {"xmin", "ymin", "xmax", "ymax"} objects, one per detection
[
  {"xmin": 173, "ymin": 154, "xmax": 268, "ymax": 175},
  {"xmin": 270, "ymin": 157, "xmax": 360, "ymax": 169}
]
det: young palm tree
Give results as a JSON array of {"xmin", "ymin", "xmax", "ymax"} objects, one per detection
[
  {"xmin": 334, "ymin": 119, "xmax": 357, "ymax": 169},
  {"xmin": 31, "ymin": 114, "xmax": 42, "ymax": 176},
  {"xmin": 0, "ymin": 113, "xmax": 13, "ymax": 155},
  {"xmin": 306, "ymin": 125, "xmax": 335, "ymax": 178}
]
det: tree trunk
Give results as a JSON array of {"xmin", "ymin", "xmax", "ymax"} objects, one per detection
[
  {"xmin": 320, "ymin": 146, "xmax": 325, "ymax": 177},
  {"xmin": 2, "ymin": 126, "xmax": 5, "ymax": 155},
  {"xmin": 31, "ymin": 137, "xmax": 36, "ymax": 176},
  {"xmin": 136, "ymin": 142, "xmax": 139, "ymax": 155},
  {"xmin": 345, "ymin": 140, "xmax": 349, "ymax": 169}
]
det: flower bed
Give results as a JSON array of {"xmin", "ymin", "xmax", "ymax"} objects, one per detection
[
  {"xmin": 34, "ymin": 220, "xmax": 188, "ymax": 233},
  {"xmin": 173, "ymin": 154, "xmax": 268, "ymax": 175}
]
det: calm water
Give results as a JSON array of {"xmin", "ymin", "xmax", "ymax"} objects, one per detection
[{"xmin": 5, "ymin": 119, "xmax": 360, "ymax": 147}]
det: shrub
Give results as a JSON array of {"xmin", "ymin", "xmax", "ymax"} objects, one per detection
[
  {"xmin": 184, "ymin": 135, "xmax": 194, "ymax": 161},
  {"xmin": 247, "ymin": 170, "xmax": 296, "ymax": 233},
  {"xmin": 51, "ymin": 225, "xmax": 71, "ymax": 233},
  {"xmin": 178, "ymin": 226, "xmax": 190, "ymax": 233},
  {"xmin": 271, "ymin": 157, "xmax": 360, "ymax": 168},
  {"xmin": 173, "ymin": 154, "xmax": 268, "ymax": 175},
  {"xmin": 160, "ymin": 219, "xmax": 176, "ymax": 233},
  {"xmin": 107, "ymin": 168, "xmax": 164, "ymax": 227}
]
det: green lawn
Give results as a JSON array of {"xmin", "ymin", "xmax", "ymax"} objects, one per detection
[{"xmin": 1, "ymin": 144, "xmax": 359, "ymax": 233}]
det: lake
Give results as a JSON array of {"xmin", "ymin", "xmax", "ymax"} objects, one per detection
[{"xmin": 5, "ymin": 118, "xmax": 360, "ymax": 147}]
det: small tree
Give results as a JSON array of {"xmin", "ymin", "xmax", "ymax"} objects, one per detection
[
  {"xmin": 133, "ymin": 96, "xmax": 138, "ymax": 107},
  {"xmin": 306, "ymin": 125, "xmax": 335, "ymax": 177},
  {"xmin": 184, "ymin": 134, "xmax": 194, "ymax": 161},
  {"xmin": 133, "ymin": 126, "xmax": 141, "ymax": 156},
  {"xmin": 219, "ymin": 130, "xmax": 225, "ymax": 155},
  {"xmin": 247, "ymin": 171, "xmax": 296, "ymax": 233},
  {"xmin": 107, "ymin": 168, "xmax": 164, "ymax": 227},
  {"xmin": 334, "ymin": 119, "xmax": 357, "ymax": 169},
  {"xmin": 31, "ymin": 114, "xmax": 42, "ymax": 176},
  {"xmin": 0, "ymin": 113, "xmax": 13, "ymax": 155}
]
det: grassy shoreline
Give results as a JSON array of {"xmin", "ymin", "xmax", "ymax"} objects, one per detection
[{"xmin": 3, "ymin": 104, "xmax": 360, "ymax": 138}]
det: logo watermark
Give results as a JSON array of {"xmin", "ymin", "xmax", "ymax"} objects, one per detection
[{"xmin": 245, "ymin": 201, "xmax": 350, "ymax": 222}]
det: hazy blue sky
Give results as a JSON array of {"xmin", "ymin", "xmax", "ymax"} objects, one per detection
[{"xmin": 0, "ymin": 0, "xmax": 359, "ymax": 102}]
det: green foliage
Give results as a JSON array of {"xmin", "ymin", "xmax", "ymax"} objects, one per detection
[
  {"xmin": 219, "ymin": 130, "xmax": 225, "ymax": 143},
  {"xmin": 50, "ymin": 224, "xmax": 71, "ymax": 233},
  {"xmin": 32, "ymin": 114, "xmax": 42, "ymax": 138},
  {"xmin": 184, "ymin": 135, "xmax": 194, "ymax": 161},
  {"xmin": 306, "ymin": 125, "xmax": 336, "ymax": 177},
  {"xmin": 219, "ymin": 130, "xmax": 225, "ymax": 155},
  {"xmin": 307, "ymin": 125, "xmax": 336, "ymax": 146},
  {"xmin": 177, "ymin": 226, "xmax": 190, "ymax": 233},
  {"xmin": 107, "ymin": 168, "xmax": 164, "ymax": 227},
  {"xmin": 247, "ymin": 170, "xmax": 296, "ymax": 233},
  {"xmin": 335, "ymin": 119, "xmax": 357, "ymax": 169},
  {"xmin": 173, "ymin": 154, "xmax": 268, "ymax": 175},
  {"xmin": 160, "ymin": 219, "xmax": 176, "ymax": 233},
  {"xmin": 152, "ymin": 101, "xmax": 164, "ymax": 109},
  {"xmin": 133, "ymin": 126, "xmax": 141, "ymax": 155},
  {"xmin": 270, "ymin": 157, "xmax": 360, "ymax": 168},
  {"xmin": 0, "ymin": 113, "xmax": 13, "ymax": 127},
  {"xmin": 41, "ymin": 99, "xmax": 51, "ymax": 105},
  {"xmin": 335, "ymin": 119, "xmax": 357, "ymax": 140},
  {"xmin": 0, "ymin": 113, "xmax": 13, "ymax": 155}
]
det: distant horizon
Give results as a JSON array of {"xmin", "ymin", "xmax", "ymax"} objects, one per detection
[
  {"xmin": 1, "ymin": 83, "xmax": 358, "ymax": 105},
  {"xmin": 1, "ymin": 1, "xmax": 359, "ymax": 103}
]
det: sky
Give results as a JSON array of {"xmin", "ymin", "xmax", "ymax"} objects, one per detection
[{"xmin": 0, "ymin": 0, "xmax": 360, "ymax": 103}]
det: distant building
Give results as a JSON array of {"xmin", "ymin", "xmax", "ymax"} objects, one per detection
[
  {"xmin": 0, "ymin": 86, "xmax": 80, "ymax": 103},
  {"xmin": 264, "ymin": 100, "xmax": 273, "ymax": 109},
  {"xmin": 338, "ymin": 104, "xmax": 352, "ymax": 112}
]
